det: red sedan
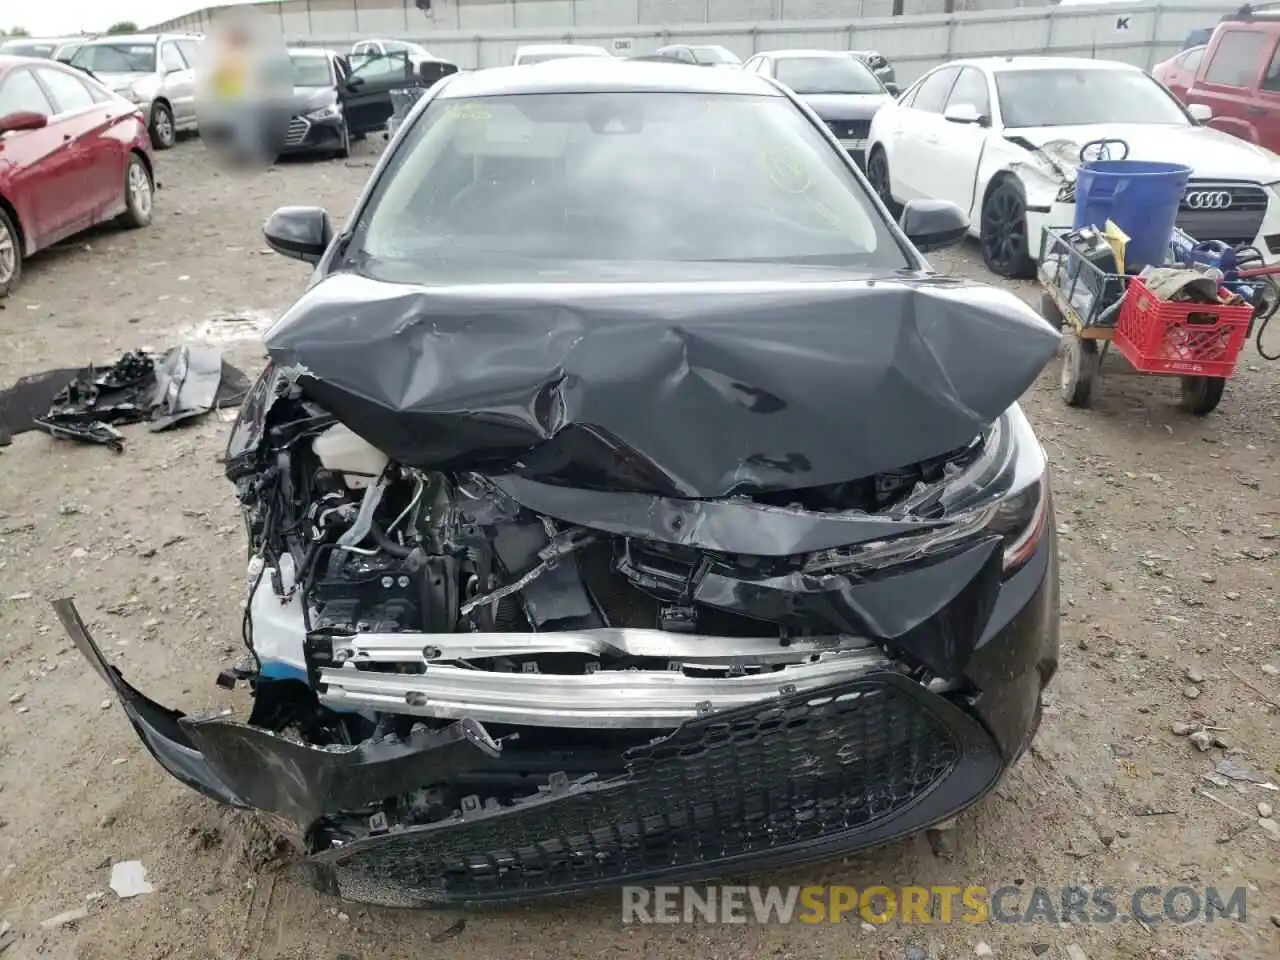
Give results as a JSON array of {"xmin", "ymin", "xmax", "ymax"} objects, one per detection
[{"xmin": 0, "ymin": 55, "xmax": 155, "ymax": 297}]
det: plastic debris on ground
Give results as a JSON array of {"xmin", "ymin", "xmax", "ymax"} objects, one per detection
[
  {"xmin": 108, "ymin": 860, "xmax": 155, "ymax": 899},
  {"xmin": 0, "ymin": 347, "xmax": 252, "ymax": 452}
]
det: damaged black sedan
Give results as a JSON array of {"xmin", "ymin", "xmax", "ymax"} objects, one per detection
[{"xmin": 59, "ymin": 61, "xmax": 1063, "ymax": 906}]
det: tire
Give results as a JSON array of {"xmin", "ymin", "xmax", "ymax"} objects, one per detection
[
  {"xmin": 981, "ymin": 178, "xmax": 1036, "ymax": 279},
  {"xmin": 149, "ymin": 101, "xmax": 176, "ymax": 150},
  {"xmin": 333, "ymin": 121, "xmax": 351, "ymax": 160},
  {"xmin": 1060, "ymin": 334, "xmax": 1098, "ymax": 408},
  {"xmin": 1179, "ymin": 376, "xmax": 1226, "ymax": 416},
  {"xmin": 0, "ymin": 207, "xmax": 21, "ymax": 299},
  {"xmin": 1039, "ymin": 290, "xmax": 1065, "ymax": 329},
  {"xmin": 866, "ymin": 146, "xmax": 901, "ymax": 217},
  {"xmin": 117, "ymin": 155, "xmax": 154, "ymax": 229}
]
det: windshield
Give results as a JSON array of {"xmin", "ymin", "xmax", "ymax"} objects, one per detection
[
  {"xmin": 774, "ymin": 57, "xmax": 883, "ymax": 95},
  {"xmin": 696, "ymin": 46, "xmax": 741, "ymax": 64},
  {"xmin": 1, "ymin": 41, "xmax": 56, "ymax": 57},
  {"xmin": 518, "ymin": 50, "xmax": 608, "ymax": 65},
  {"xmin": 69, "ymin": 42, "xmax": 156, "ymax": 74},
  {"xmin": 350, "ymin": 91, "xmax": 904, "ymax": 283},
  {"xmin": 996, "ymin": 68, "xmax": 1190, "ymax": 128},
  {"xmin": 290, "ymin": 55, "xmax": 331, "ymax": 87}
]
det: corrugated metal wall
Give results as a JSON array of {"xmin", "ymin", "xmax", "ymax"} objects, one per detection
[{"xmin": 153, "ymin": 0, "xmax": 1236, "ymax": 81}]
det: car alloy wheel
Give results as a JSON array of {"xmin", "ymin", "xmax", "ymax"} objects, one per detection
[
  {"xmin": 981, "ymin": 180, "xmax": 1035, "ymax": 279},
  {"xmin": 0, "ymin": 214, "xmax": 17, "ymax": 292},
  {"xmin": 867, "ymin": 149, "xmax": 899, "ymax": 215},
  {"xmin": 121, "ymin": 157, "xmax": 153, "ymax": 228},
  {"xmin": 151, "ymin": 104, "xmax": 176, "ymax": 150}
]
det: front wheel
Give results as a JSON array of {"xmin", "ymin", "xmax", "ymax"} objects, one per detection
[
  {"xmin": 0, "ymin": 207, "xmax": 22, "ymax": 299},
  {"xmin": 981, "ymin": 178, "xmax": 1036, "ymax": 279},
  {"xmin": 333, "ymin": 121, "xmax": 351, "ymax": 160},
  {"xmin": 1179, "ymin": 376, "xmax": 1225, "ymax": 416},
  {"xmin": 149, "ymin": 102, "xmax": 176, "ymax": 150},
  {"xmin": 118, "ymin": 155, "xmax": 153, "ymax": 229},
  {"xmin": 866, "ymin": 147, "xmax": 901, "ymax": 217}
]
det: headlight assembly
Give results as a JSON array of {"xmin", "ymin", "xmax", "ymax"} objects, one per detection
[
  {"xmin": 305, "ymin": 103, "xmax": 342, "ymax": 122},
  {"xmin": 803, "ymin": 406, "xmax": 1051, "ymax": 578}
]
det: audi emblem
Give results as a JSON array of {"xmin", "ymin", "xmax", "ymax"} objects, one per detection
[{"xmin": 1184, "ymin": 190, "xmax": 1233, "ymax": 210}]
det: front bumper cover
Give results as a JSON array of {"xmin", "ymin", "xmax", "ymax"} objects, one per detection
[{"xmin": 57, "ymin": 596, "xmax": 1007, "ymax": 906}]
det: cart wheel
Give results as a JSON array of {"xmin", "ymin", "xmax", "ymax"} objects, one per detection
[
  {"xmin": 1039, "ymin": 291, "xmax": 1065, "ymax": 329},
  {"xmin": 1060, "ymin": 335, "xmax": 1098, "ymax": 407},
  {"xmin": 1179, "ymin": 376, "xmax": 1225, "ymax": 416}
]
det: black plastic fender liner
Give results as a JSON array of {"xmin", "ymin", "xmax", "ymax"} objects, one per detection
[{"xmin": 54, "ymin": 598, "xmax": 503, "ymax": 823}]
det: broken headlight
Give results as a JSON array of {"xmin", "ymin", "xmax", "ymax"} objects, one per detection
[{"xmin": 805, "ymin": 405, "xmax": 1050, "ymax": 577}]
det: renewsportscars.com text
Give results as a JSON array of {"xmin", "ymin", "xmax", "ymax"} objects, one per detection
[{"xmin": 621, "ymin": 885, "xmax": 1248, "ymax": 925}]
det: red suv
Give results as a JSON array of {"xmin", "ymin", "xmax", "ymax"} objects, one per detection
[{"xmin": 1153, "ymin": 2, "xmax": 1280, "ymax": 155}]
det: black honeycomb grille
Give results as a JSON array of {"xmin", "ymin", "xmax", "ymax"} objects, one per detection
[{"xmin": 314, "ymin": 676, "xmax": 981, "ymax": 905}]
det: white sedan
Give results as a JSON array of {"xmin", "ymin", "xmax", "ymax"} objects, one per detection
[{"xmin": 866, "ymin": 56, "xmax": 1280, "ymax": 278}]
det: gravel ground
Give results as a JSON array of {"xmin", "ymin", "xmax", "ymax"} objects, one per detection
[{"xmin": 0, "ymin": 139, "xmax": 1278, "ymax": 960}]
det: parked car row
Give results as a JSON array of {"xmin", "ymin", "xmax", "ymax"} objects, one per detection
[
  {"xmin": 865, "ymin": 55, "xmax": 1280, "ymax": 279},
  {"xmin": 0, "ymin": 32, "xmax": 464, "ymax": 297}
]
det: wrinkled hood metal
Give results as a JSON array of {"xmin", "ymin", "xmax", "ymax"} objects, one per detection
[
  {"xmin": 1009, "ymin": 122, "xmax": 1280, "ymax": 183},
  {"xmin": 263, "ymin": 272, "xmax": 1060, "ymax": 498}
]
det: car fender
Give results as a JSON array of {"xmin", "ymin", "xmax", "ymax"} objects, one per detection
[
  {"xmin": 0, "ymin": 190, "xmax": 34, "ymax": 257},
  {"xmin": 987, "ymin": 136, "xmax": 1069, "ymax": 214},
  {"xmin": 866, "ymin": 101, "xmax": 897, "ymax": 168}
]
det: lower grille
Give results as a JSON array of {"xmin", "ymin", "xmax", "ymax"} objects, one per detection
[
  {"xmin": 284, "ymin": 116, "xmax": 309, "ymax": 147},
  {"xmin": 1175, "ymin": 181, "xmax": 1268, "ymax": 247},
  {"xmin": 827, "ymin": 119, "xmax": 871, "ymax": 142},
  {"xmin": 307, "ymin": 674, "xmax": 1001, "ymax": 905}
]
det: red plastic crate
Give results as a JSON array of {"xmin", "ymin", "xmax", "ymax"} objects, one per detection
[{"xmin": 1114, "ymin": 277, "xmax": 1253, "ymax": 377}]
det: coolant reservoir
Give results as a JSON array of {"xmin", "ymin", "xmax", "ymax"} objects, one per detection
[{"xmin": 313, "ymin": 423, "xmax": 389, "ymax": 489}]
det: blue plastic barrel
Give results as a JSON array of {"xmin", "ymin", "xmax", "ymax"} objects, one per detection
[{"xmin": 1073, "ymin": 160, "xmax": 1192, "ymax": 270}]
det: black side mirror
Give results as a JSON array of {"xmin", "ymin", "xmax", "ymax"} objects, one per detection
[
  {"xmin": 884, "ymin": 81, "xmax": 900, "ymax": 96},
  {"xmin": 899, "ymin": 199, "xmax": 969, "ymax": 253},
  {"xmin": 263, "ymin": 206, "xmax": 333, "ymax": 264}
]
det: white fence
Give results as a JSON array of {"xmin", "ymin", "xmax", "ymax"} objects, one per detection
[
  {"xmin": 156, "ymin": 0, "xmax": 1238, "ymax": 78},
  {"xmin": 154, "ymin": 0, "xmax": 1055, "ymax": 36}
]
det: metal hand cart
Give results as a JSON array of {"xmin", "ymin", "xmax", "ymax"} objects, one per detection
[{"xmin": 1036, "ymin": 226, "xmax": 1256, "ymax": 416}]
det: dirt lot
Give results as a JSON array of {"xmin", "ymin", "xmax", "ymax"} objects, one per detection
[{"xmin": 0, "ymin": 139, "xmax": 1277, "ymax": 960}]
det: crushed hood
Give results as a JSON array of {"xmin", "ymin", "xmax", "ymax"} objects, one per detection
[
  {"xmin": 1010, "ymin": 122, "xmax": 1280, "ymax": 182},
  {"xmin": 263, "ymin": 272, "xmax": 1060, "ymax": 498}
]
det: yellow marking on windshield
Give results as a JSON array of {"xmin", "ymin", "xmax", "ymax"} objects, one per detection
[{"xmin": 448, "ymin": 102, "xmax": 493, "ymax": 120}]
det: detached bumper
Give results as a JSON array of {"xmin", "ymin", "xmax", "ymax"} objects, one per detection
[
  {"xmin": 58, "ymin": 598, "xmax": 1007, "ymax": 906},
  {"xmin": 57, "ymin": 522, "xmax": 1056, "ymax": 906}
]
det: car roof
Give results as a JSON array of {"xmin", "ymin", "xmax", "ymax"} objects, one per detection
[
  {"xmin": 754, "ymin": 49, "xmax": 853, "ymax": 60},
  {"xmin": 441, "ymin": 58, "xmax": 781, "ymax": 97},
  {"xmin": 0, "ymin": 53, "xmax": 93, "ymax": 73},
  {"xmin": 78, "ymin": 33, "xmax": 200, "ymax": 45},
  {"xmin": 946, "ymin": 55, "xmax": 1144, "ymax": 72}
]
